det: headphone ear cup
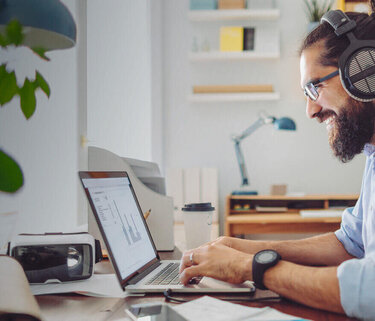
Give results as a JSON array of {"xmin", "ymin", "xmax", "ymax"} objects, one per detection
[{"xmin": 342, "ymin": 47, "xmax": 375, "ymax": 101}]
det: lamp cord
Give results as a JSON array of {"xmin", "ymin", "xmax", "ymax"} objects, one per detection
[{"xmin": 163, "ymin": 289, "xmax": 280, "ymax": 304}]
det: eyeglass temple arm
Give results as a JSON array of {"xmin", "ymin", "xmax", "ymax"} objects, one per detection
[{"xmin": 315, "ymin": 70, "xmax": 340, "ymax": 84}]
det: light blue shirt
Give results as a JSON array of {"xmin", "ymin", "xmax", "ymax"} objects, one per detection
[{"xmin": 335, "ymin": 143, "xmax": 375, "ymax": 320}]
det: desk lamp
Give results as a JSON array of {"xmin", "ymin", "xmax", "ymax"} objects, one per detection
[
  {"xmin": 0, "ymin": 0, "xmax": 77, "ymax": 50},
  {"xmin": 231, "ymin": 113, "xmax": 296, "ymax": 195}
]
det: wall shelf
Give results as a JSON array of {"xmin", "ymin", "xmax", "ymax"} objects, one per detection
[
  {"xmin": 189, "ymin": 50, "xmax": 280, "ymax": 62},
  {"xmin": 188, "ymin": 9, "xmax": 280, "ymax": 22},
  {"xmin": 188, "ymin": 92, "xmax": 280, "ymax": 103}
]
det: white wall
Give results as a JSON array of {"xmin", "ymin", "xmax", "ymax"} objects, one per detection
[
  {"xmin": 162, "ymin": 0, "xmax": 365, "ymax": 232},
  {"xmin": 87, "ymin": 0, "xmax": 164, "ymax": 167},
  {"xmin": 0, "ymin": 1, "xmax": 87, "ymax": 233}
]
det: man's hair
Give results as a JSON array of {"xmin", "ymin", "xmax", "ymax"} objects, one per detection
[{"xmin": 299, "ymin": 0, "xmax": 375, "ymax": 67}]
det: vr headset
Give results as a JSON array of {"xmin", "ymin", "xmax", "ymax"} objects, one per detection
[{"xmin": 8, "ymin": 232, "xmax": 102, "ymax": 284}]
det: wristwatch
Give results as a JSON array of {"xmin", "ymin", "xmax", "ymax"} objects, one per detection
[{"xmin": 252, "ymin": 249, "xmax": 281, "ymax": 290}]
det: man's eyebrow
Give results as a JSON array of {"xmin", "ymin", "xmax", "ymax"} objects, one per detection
[{"xmin": 302, "ymin": 77, "xmax": 320, "ymax": 89}]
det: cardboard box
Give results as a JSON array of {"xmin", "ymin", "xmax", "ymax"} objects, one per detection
[
  {"xmin": 220, "ymin": 26, "xmax": 244, "ymax": 52},
  {"xmin": 218, "ymin": 0, "xmax": 246, "ymax": 9}
]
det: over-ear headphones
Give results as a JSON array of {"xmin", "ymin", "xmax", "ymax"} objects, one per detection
[{"xmin": 321, "ymin": 10, "xmax": 375, "ymax": 101}]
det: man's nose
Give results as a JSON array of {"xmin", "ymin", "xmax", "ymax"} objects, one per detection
[{"xmin": 306, "ymin": 98, "xmax": 322, "ymax": 119}]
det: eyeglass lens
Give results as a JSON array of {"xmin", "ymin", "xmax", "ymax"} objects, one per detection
[{"xmin": 304, "ymin": 83, "xmax": 318, "ymax": 101}]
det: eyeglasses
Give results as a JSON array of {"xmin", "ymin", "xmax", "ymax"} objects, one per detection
[{"xmin": 303, "ymin": 70, "xmax": 339, "ymax": 101}]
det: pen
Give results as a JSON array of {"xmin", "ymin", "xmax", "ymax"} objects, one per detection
[{"xmin": 144, "ymin": 209, "xmax": 151, "ymax": 220}]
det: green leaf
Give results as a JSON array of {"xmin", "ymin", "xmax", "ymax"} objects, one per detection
[
  {"xmin": 0, "ymin": 33, "xmax": 6, "ymax": 47},
  {"xmin": 5, "ymin": 20, "xmax": 23, "ymax": 46},
  {"xmin": 0, "ymin": 150, "xmax": 23, "ymax": 193},
  {"xmin": 0, "ymin": 64, "xmax": 18, "ymax": 105},
  {"xmin": 34, "ymin": 71, "xmax": 50, "ymax": 98},
  {"xmin": 19, "ymin": 79, "xmax": 36, "ymax": 119},
  {"xmin": 31, "ymin": 47, "xmax": 50, "ymax": 61}
]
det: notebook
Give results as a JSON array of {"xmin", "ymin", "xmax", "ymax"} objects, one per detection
[{"xmin": 79, "ymin": 171, "xmax": 255, "ymax": 294}]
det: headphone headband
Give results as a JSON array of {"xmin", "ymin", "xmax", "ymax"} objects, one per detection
[{"xmin": 321, "ymin": 10, "xmax": 356, "ymax": 36}]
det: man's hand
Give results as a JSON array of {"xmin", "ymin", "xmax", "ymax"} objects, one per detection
[
  {"xmin": 207, "ymin": 236, "xmax": 235, "ymax": 248},
  {"xmin": 179, "ymin": 243, "xmax": 253, "ymax": 285}
]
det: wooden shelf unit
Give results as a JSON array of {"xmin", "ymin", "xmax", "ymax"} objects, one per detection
[
  {"xmin": 188, "ymin": 7, "xmax": 280, "ymax": 104},
  {"xmin": 225, "ymin": 194, "xmax": 358, "ymax": 236}
]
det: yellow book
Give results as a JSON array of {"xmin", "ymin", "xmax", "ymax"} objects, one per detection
[{"xmin": 220, "ymin": 26, "xmax": 243, "ymax": 52}]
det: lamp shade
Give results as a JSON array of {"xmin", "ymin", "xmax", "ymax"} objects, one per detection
[
  {"xmin": 273, "ymin": 117, "xmax": 296, "ymax": 131},
  {"xmin": 0, "ymin": 0, "xmax": 77, "ymax": 50}
]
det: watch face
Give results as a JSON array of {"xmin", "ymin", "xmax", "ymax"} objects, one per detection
[{"xmin": 256, "ymin": 250, "xmax": 277, "ymax": 264}]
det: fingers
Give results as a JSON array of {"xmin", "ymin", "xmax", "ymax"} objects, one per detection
[
  {"xmin": 179, "ymin": 265, "xmax": 202, "ymax": 285},
  {"xmin": 179, "ymin": 250, "xmax": 197, "ymax": 274}
]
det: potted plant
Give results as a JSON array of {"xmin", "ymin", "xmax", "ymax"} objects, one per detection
[
  {"xmin": 303, "ymin": 0, "xmax": 334, "ymax": 32},
  {"xmin": 0, "ymin": 0, "xmax": 76, "ymax": 194},
  {"xmin": 0, "ymin": 20, "xmax": 51, "ymax": 194}
]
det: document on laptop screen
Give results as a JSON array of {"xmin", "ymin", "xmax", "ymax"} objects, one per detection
[{"xmin": 82, "ymin": 177, "xmax": 156, "ymax": 280}]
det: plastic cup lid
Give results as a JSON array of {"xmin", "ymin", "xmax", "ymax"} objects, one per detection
[{"xmin": 181, "ymin": 202, "xmax": 215, "ymax": 212}]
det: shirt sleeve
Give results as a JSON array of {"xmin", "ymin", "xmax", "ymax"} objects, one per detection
[
  {"xmin": 337, "ymin": 255, "xmax": 375, "ymax": 319},
  {"xmin": 335, "ymin": 205, "xmax": 364, "ymax": 258}
]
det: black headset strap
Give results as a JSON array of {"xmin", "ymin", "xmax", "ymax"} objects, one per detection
[{"xmin": 321, "ymin": 10, "xmax": 356, "ymax": 37}]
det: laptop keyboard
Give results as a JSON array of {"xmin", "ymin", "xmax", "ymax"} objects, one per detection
[
  {"xmin": 145, "ymin": 262, "xmax": 203, "ymax": 286},
  {"xmin": 145, "ymin": 263, "xmax": 181, "ymax": 285}
]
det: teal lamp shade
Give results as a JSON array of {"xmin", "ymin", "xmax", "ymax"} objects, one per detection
[
  {"xmin": 0, "ymin": 0, "xmax": 77, "ymax": 50},
  {"xmin": 273, "ymin": 117, "xmax": 296, "ymax": 131}
]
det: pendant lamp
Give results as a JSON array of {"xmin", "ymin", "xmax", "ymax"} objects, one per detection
[{"xmin": 0, "ymin": 0, "xmax": 76, "ymax": 50}]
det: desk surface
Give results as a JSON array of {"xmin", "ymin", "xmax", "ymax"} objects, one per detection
[{"xmin": 36, "ymin": 250, "xmax": 357, "ymax": 321}]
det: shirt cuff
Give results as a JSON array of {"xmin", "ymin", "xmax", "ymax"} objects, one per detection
[
  {"xmin": 335, "ymin": 229, "xmax": 363, "ymax": 258},
  {"xmin": 337, "ymin": 257, "xmax": 375, "ymax": 319}
]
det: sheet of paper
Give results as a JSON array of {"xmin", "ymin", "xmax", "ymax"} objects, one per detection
[
  {"xmin": 30, "ymin": 273, "xmax": 127, "ymax": 298},
  {"xmin": 299, "ymin": 209, "xmax": 343, "ymax": 217},
  {"xmin": 172, "ymin": 296, "xmax": 310, "ymax": 321},
  {"xmin": 249, "ymin": 307, "xmax": 310, "ymax": 321}
]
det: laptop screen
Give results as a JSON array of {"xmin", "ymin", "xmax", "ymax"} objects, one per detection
[{"xmin": 80, "ymin": 172, "xmax": 158, "ymax": 283}]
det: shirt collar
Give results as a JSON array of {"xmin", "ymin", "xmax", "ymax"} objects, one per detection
[{"xmin": 363, "ymin": 144, "xmax": 375, "ymax": 157}]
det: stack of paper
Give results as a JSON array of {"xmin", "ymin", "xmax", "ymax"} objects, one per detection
[
  {"xmin": 30, "ymin": 274, "xmax": 127, "ymax": 298},
  {"xmin": 172, "ymin": 296, "xmax": 310, "ymax": 321}
]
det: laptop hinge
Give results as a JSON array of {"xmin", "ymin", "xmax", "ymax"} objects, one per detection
[{"xmin": 127, "ymin": 261, "xmax": 162, "ymax": 285}]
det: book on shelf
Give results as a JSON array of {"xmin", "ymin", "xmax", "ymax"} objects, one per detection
[
  {"xmin": 220, "ymin": 26, "xmax": 244, "ymax": 52},
  {"xmin": 190, "ymin": 0, "xmax": 217, "ymax": 10},
  {"xmin": 243, "ymin": 27, "xmax": 255, "ymax": 51},
  {"xmin": 193, "ymin": 84, "xmax": 273, "ymax": 93},
  {"xmin": 218, "ymin": 0, "xmax": 246, "ymax": 9}
]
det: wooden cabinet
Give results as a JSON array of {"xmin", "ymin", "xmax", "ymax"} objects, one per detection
[{"xmin": 225, "ymin": 194, "xmax": 358, "ymax": 236}]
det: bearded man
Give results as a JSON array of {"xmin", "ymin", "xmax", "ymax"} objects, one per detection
[{"xmin": 179, "ymin": 4, "xmax": 375, "ymax": 319}]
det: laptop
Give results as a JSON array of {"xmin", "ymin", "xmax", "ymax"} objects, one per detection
[{"xmin": 79, "ymin": 171, "xmax": 255, "ymax": 294}]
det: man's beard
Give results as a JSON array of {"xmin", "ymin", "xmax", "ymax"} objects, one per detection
[{"xmin": 328, "ymin": 99, "xmax": 375, "ymax": 163}]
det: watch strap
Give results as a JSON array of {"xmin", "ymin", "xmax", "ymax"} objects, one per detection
[{"xmin": 252, "ymin": 250, "xmax": 281, "ymax": 290}]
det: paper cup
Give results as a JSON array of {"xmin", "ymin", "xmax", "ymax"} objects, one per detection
[{"xmin": 182, "ymin": 203, "xmax": 215, "ymax": 250}]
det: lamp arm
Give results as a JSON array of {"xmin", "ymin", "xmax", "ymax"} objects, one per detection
[
  {"xmin": 234, "ymin": 141, "xmax": 249, "ymax": 186},
  {"xmin": 232, "ymin": 114, "xmax": 274, "ymax": 187},
  {"xmin": 234, "ymin": 116, "xmax": 274, "ymax": 142}
]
